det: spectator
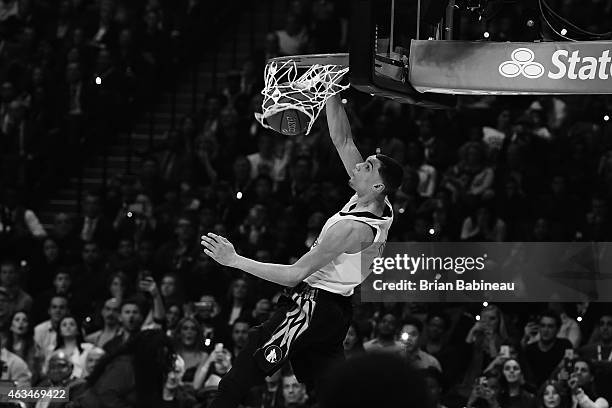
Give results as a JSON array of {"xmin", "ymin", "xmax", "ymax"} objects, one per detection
[
  {"xmin": 0, "ymin": 288, "xmax": 12, "ymax": 332},
  {"xmin": 0, "ymin": 187, "xmax": 46, "ymax": 251},
  {"xmin": 422, "ymin": 367, "xmax": 449, "ymax": 408},
  {"xmin": 193, "ymin": 294, "xmax": 227, "ymax": 347},
  {"xmin": 85, "ymin": 297, "xmax": 121, "ymax": 348},
  {"xmin": 460, "ymin": 201, "xmax": 507, "ymax": 242},
  {"xmin": 35, "ymin": 350, "xmax": 87, "ymax": 408},
  {"xmin": 497, "ymin": 358, "xmax": 536, "ymax": 408},
  {"xmin": 343, "ymin": 322, "xmax": 365, "ymax": 358},
  {"xmin": 76, "ymin": 192, "xmax": 115, "ymax": 248},
  {"xmin": 229, "ymin": 318, "xmax": 250, "ymax": 360},
  {"xmin": 49, "ymin": 213, "xmax": 80, "ymax": 263},
  {"xmin": 222, "ymin": 278, "xmax": 252, "ymax": 327},
  {"xmin": 28, "ymin": 237, "xmax": 65, "ymax": 296},
  {"xmin": 280, "ymin": 370, "xmax": 310, "ymax": 408},
  {"xmin": 50, "ymin": 314, "xmax": 93, "ymax": 378},
  {"xmin": 34, "ymin": 268, "xmax": 74, "ymax": 323},
  {"xmin": 398, "ymin": 317, "xmax": 442, "ymax": 371},
  {"xmin": 103, "ymin": 298, "xmax": 144, "ymax": 354},
  {"xmin": 251, "ymin": 298, "xmax": 272, "ymax": 325},
  {"xmin": 162, "ymin": 354, "xmax": 197, "ymax": 408},
  {"xmin": 422, "ymin": 312, "xmax": 461, "ymax": 377},
  {"xmin": 568, "ymin": 359, "xmax": 609, "ymax": 408},
  {"xmin": 0, "ymin": 341, "xmax": 32, "ymax": 387},
  {"xmin": 154, "ymin": 214, "xmax": 199, "ymax": 276},
  {"xmin": 247, "ymin": 132, "xmax": 290, "ymax": 184},
  {"xmin": 537, "ymin": 379, "xmax": 570, "ymax": 408},
  {"xmin": 82, "ymin": 347, "xmax": 105, "ymax": 379},
  {"xmin": 0, "ymin": 258, "xmax": 33, "ymax": 313},
  {"xmin": 463, "ymin": 304, "xmax": 511, "ymax": 387},
  {"xmin": 165, "ymin": 303, "xmax": 183, "ymax": 337},
  {"xmin": 173, "ymin": 316, "xmax": 207, "ymax": 386},
  {"xmin": 245, "ymin": 369, "xmax": 283, "ymax": 408},
  {"xmin": 274, "ymin": 13, "xmax": 308, "ymax": 56},
  {"xmin": 192, "ymin": 344, "xmax": 232, "ymax": 391},
  {"xmin": 363, "ymin": 313, "xmax": 403, "ymax": 354},
  {"xmin": 466, "ymin": 371, "xmax": 501, "ymax": 408},
  {"xmin": 4, "ymin": 310, "xmax": 38, "ymax": 380},
  {"xmin": 75, "ymin": 329, "xmax": 176, "ymax": 408},
  {"xmin": 577, "ymin": 313, "xmax": 612, "ymax": 363},
  {"xmin": 159, "ymin": 272, "xmax": 184, "ymax": 306},
  {"xmin": 34, "ymin": 294, "xmax": 70, "ymax": 361},
  {"xmin": 524, "ymin": 311, "xmax": 574, "ymax": 387}
]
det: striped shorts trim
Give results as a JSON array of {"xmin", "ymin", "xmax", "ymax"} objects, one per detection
[{"xmin": 253, "ymin": 284, "xmax": 318, "ymax": 373}]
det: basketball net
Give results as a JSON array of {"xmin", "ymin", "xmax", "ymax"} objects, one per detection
[{"xmin": 255, "ymin": 59, "xmax": 349, "ymax": 135}]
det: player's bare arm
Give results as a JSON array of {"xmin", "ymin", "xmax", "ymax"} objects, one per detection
[
  {"xmin": 201, "ymin": 221, "xmax": 374, "ymax": 287},
  {"xmin": 325, "ymin": 94, "xmax": 364, "ymax": 176}
]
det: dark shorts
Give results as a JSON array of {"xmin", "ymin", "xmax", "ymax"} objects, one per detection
[{"xmin": 251, "ymin": 282, "xmax": 353, "ymax": 386}]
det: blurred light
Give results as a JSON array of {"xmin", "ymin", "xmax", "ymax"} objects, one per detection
[
  {"xmin": 341, "ymin": 98, "xmax": 347, "ymax": 104},
  {"xmin": 401, "ymin": 332, "xmax": 409, "ymax": 341},
  {"xmin": 127, "ymin": 211, "xmax": 133, "ymax": 218},
  {"xmin": 526, "ymin": 19, "xmax": 535, "ymax": 27},
  {"xmin": 604, "ymin": 115, "xmax": 610, "ymax": 122},
  {"xmin": 398, "ymin": 208, "xmax": 405, "ymax": 214},
  {"xmin": 427, "ymin": 37, "xmax": 434, "ymax": 40},
  {"xmin": 95, "ymin": 76, "xmax": 102, "ymax": 85},
  {"xmin": 20, "ymin": 260, "xmax": 27, "ymax": 267},
  {"xmin": 577, "ymin": 316, "xmax": 583, "ymax": 322},
  {"xmin": 85, "ymin": 316, "xmax": 91, "ymax": 322},
  {"xmin": 204, "ymin": 338, "xmax": 212, "ymax": 347},
  {"xmin": 483, "ymin": 31, "xmax": 490, "ymax": 39},
  {"xmin": 560, "ymin": 28, "xmax": 568, "ymax": 36},
  {"xmin": 483, "ymin": 301, "xmax": 489, "ymax": 307},
  {"xmin": 370, "ymin": 93, "xmax": 375, "ymax": 96},
  {"xmin": 428, "ymin": 228, "xmax": 435, "ymax": 235},
  {"xmin": 236, "ymin": 191, "xmax": 243, "ymax": 199},
  {"xmin": 475, "ymin": 315, "xmax": 481, "ymax": 321}
]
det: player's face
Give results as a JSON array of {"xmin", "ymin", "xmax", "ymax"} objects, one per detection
[{"xmin": 349, "ymin": 155, "xmax": 384, "ymax": 193}]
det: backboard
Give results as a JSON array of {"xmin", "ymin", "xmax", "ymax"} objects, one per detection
[{"xmin": 350, "ymin": 0, "xmax": 457, "ymax": 109}]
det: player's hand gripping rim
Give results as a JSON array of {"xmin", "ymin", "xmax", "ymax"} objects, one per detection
[{"xmin": 201, "ymin": 233, "xmax": 238, "ymax": 267}]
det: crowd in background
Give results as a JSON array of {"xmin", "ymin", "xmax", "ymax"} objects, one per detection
[{"xmin": 1, "ymin": 0, "xmax": 612, "ymax": 407}]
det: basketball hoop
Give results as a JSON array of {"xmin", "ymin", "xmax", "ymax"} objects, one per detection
[{"xmin": 255, "ymin": 53, "xmax": 350, "ymax": 136}]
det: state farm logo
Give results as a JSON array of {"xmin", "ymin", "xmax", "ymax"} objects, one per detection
[{"xmin": 499, "ymin": 48, "xmax": 545, "ymax": 79}]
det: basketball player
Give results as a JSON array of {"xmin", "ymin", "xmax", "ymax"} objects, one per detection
[{"xmin": 201, "ymin": 94, "xmax": 403, "ymax": 408}]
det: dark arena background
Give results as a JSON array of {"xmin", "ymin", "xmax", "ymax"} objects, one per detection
[{"xmin": 1, "ymin": 0, "xmax": 612, "ymax": 407}]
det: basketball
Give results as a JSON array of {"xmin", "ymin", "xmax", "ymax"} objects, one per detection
[
  {"xmin": 263, "ymin": 92, "xmax": 311, "ymax": 136},
  {"xmin": 264, "ymin": 107, "xmax": 310, "ymax": 136}
]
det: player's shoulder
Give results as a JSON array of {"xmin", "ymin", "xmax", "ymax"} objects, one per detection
[{"xmin": 328, "ymin": 219, "xmax": 374, "ymax": 241}]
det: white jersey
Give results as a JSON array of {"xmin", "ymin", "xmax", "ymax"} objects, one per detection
[{"xmin": 303, "ymin": 194, "xmax": 393, "ymax": 296}]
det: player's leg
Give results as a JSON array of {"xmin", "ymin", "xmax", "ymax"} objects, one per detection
[
  {"xmin": 210, "ymin": 301, "xmax": 292, "ymax": 408},
  {"xmin": 289, "ymin": 290, "xmax": 352, "ymax": 399}
]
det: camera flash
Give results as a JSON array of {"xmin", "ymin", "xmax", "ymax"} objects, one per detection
[{"xmin": 401, "ymin": 332, "xmax": 409, "ymax": 341}]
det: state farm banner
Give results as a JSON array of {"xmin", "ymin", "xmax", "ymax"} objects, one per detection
[{"xmin": 408, "ymin": 40, "xmax": 612, "ymax": 95}]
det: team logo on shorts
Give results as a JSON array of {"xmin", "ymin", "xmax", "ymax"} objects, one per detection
[
  {"xmin": 499, "ymin": 48, "xmax": 545, "ymax": 79},
  {"xmin": 264, "ymin": 345, "xmax": 282, "ymax": 364}
]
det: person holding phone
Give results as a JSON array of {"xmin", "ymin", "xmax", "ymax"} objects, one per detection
[
  {"xmin": 466, "ymin": 372, "xmax": 502, "ymax": 408},
  {"xmin": 567, "ymin": 359, "xmax": 609, "ymax": 408},
  {"xmin": 193, "ymin": 343, "xmax": 232, "ymax": 391}
]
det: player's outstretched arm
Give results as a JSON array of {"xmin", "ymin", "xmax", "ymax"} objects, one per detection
[
  {"xmin": 326, "ymin": 94, "xmax": 364, "ymax": 176},
  {"xmin": 201, "ymin": 221, "xmax": 372, "ymax": 287}
]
